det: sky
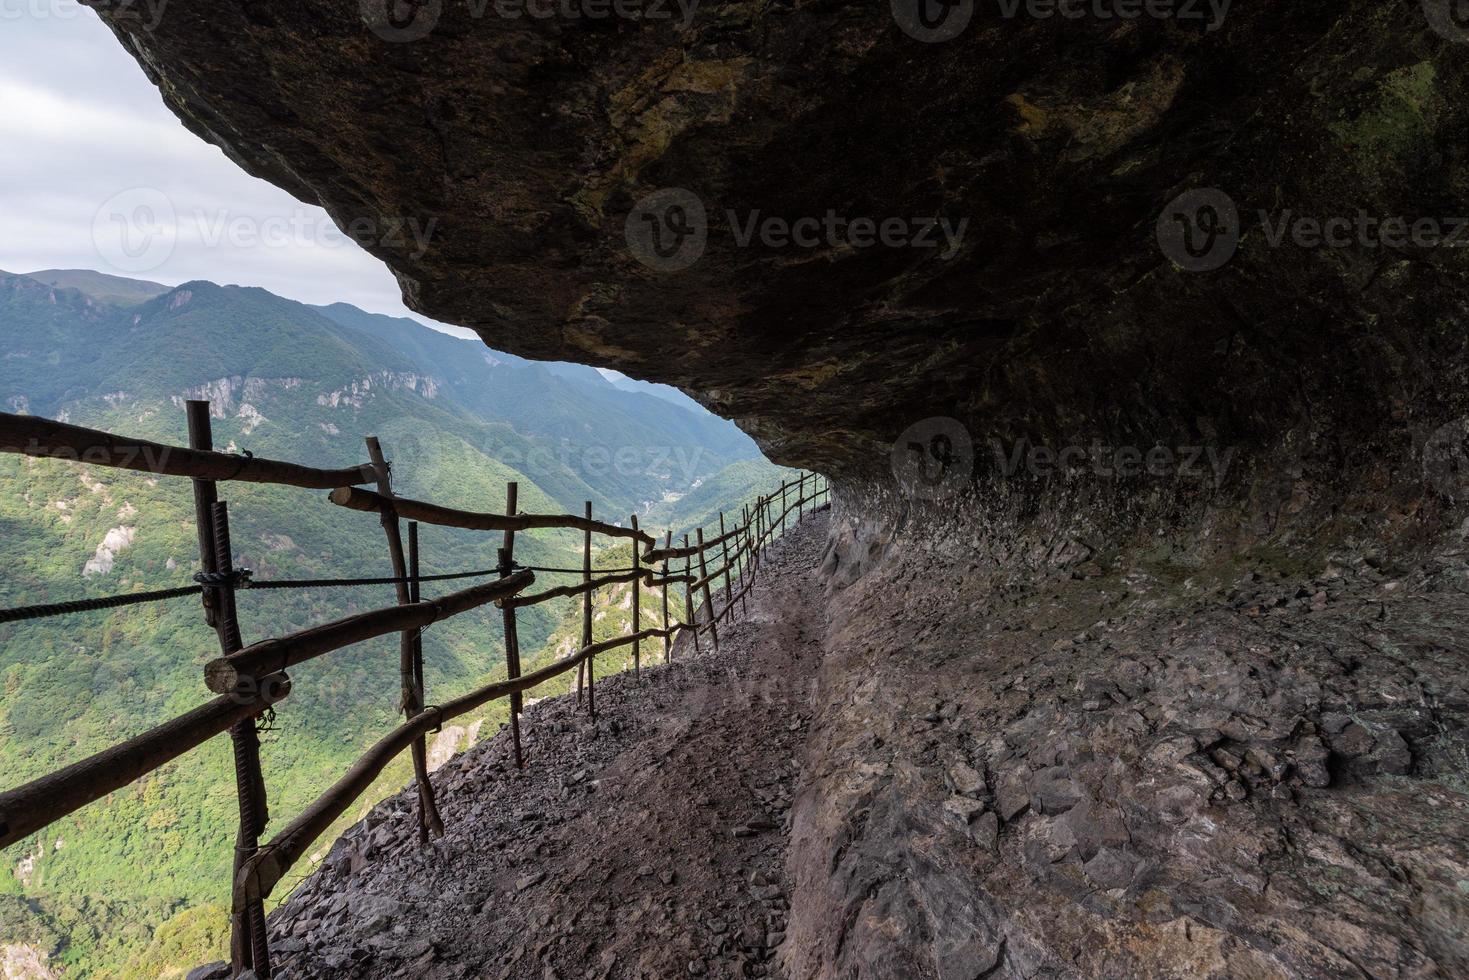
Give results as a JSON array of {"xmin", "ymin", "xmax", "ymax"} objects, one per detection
[{"xmin": 0, "ymin": 1, "xmax": 476, "ymax": 338}]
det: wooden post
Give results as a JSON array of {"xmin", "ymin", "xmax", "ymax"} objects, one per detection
[
  {"xmin": 364, "ymin": 437, "xmax": 443, "ymax": 844},
  {"xmin": 718, "ymin": 512, "xmax": 734, "ymax": 624},
  {"xmin": 582, "ymin": 501, "xmax": 595, "ymax": 720},
  {"xmin": 186, "ymin": 401, "xmax": 221, "ymax": 630},
  {"xmin": 748, "ymin": 497, "xmax": 758, "ymax": 581},
  {"xmin": 739, "ymin": 504, "xmax": 752, "ymax": 616},
  {"xmin": 696, "ymin": 527, "xmax": 719, "ymax": 651},
  {"xmin": 660, "ymin": 530, "xmax": 672, "ymax": 662},
  {"xmin": 185, "ymin": 401, "xmax": 271, "ymax": 979},
  {"xmin": 753, "ymin": 495, "xmax": 765, "ymax": 578},
  {"xmin": 631, "ymin": 514, "xmax": 642, "ymax": 680},
  {"xmin": 683, "ymin": 533, "xmax": 701, "ymax": 656},
  {"xmin": 408, "ymin": 522, "xmax": 425, "ymax": 715},
  {"xmin": 763, "ymin": 491, "xmax": 771, "ymax": 554},
  {"xmin": 499, "ymin": 483, "xmax": 523, "ymax": 768}
]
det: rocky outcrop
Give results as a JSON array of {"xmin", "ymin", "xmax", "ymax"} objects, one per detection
[
  {"xmin": 315, "ymin": 372, "xmax": 439, "ymax": 410},
  {"xmin": 82, "ymin": 525, "xmax": 136, "ymax": 577},
  {"xmin": 91, "ymin": 1, "xmax": 1469, "ymax": 490},
  {"xmin": 1, "ymin": 942, "xmax": 58, "ymax": 980}
]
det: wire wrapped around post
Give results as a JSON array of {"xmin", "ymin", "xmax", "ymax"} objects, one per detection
[
  {"xmin": 739, "ymin": 504, "xmax": 752, "ymax": 616},
  {"xmin": 499, "ymin": 482, "xmax": 523, "ymax": 768},
  {"xmin": 631, "ymin": 514, "xmax": 642, "ymax": 680},
  {"xmin": 579, "ymin": 501, "xmax": 595, "ymax": 719},
  {"xmin": 185, "ymin": 400, "xmax": 271, "ymax": 978},
  {"xmin": 683, "ymin": 533, "xmax": 701, "ymax": 657},
  {"xmin": 696, "ymin": 527, "xmax": 719, "ymax": 651},
  {"xmin": 719, "ymin": 512, "xmax": 734, "ymax": 625},
  {"xmin": 365, "ymin": 436, "xmax": 443, "ymax": 845},
  {"xmin": 661, "ymin": 530, "xmax": 672, "ymax": 662}
]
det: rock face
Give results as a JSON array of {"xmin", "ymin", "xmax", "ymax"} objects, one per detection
[
  {"xmin": 785, "ymin": 508, "xmax": 1469, "ymax": 979},
  {"xmin": 93, "ymin": 1, "xmax": 1469, "ymax": 486}
]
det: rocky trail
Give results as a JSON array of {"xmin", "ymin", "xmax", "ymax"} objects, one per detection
[
  {"xmin": 231, "ymin": 505, "xmax": 1469, "ymax": 980},
  {"xmin": 259, "ymin": 512, "xmax": 832, "ymax": 980}
]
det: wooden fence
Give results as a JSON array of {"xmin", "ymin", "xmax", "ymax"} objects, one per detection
[{"xmin": 0, "ymin": 405, "xmax": 829, "ymax": 978}]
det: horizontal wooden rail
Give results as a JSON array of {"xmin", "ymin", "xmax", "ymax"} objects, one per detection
[
  {"xmin": 203, "ymin": 570, "xmax": 534, "ymax": 693},
  {"xmin": 644, "ymin": 522, "xmax": 744, "ymax": 562},
  {"xmin": 0, "ymin": 674, "xmax": 291, "ymax": 849},
  {"xmin": 329, "ymin": 486, "xmax": 655, "ymax": 547},
  {"xmin": 646, "ymin": 572, "xmax": 695, "ymax": 588},
  {"xmin": 691, "ymin": 539, "xmax": 753, "ymax": 592},
  {"xmin": 500, "ymin": 570, "xmax": 648, "ymax": 610},
  {"xmin": 754, "ymin": 493, "xmax": 819, "ymax": 550},
  {"xmin": 0, "ymin": 412, "xmax": 375, "ymax": 489},
  {"xmin": 642, "ymin": 478, "xmax": 828, "ymax": 564},
  {"xmin": 240, "ymin": 627, "xmax": 664, "ymax": 903}
]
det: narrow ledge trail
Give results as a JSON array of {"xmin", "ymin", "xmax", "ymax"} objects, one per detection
[{"xmin": 265, "ymin": 512, "xmax": 832, "ymax": 980}]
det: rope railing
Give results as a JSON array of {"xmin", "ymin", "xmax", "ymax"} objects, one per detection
[{"xmin": 0, "ymin": 403, "xmax": 830, "ymax": 979}]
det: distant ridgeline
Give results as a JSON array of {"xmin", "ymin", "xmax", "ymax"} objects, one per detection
[{"xmin": 0, "ymin": 269, "xmax": 792, "ymax": 978}]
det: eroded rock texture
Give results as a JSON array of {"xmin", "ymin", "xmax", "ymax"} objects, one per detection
[
  {"xmin": 791, "ymin": 508, "xmax": 1469, "ymax": 978},
  {"xmin": 91, "ymin": 0, "xmax": 1469, "ymax": 482}
]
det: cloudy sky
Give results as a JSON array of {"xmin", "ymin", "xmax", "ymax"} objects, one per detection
[{"xmin": 0, "ymin": 1, "xmax": 473, "ymax": 336}]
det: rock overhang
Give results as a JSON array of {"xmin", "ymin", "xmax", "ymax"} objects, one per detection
[{"xmin": 91, "ymin": 0, "xmax": 1469, "ymax": 510}]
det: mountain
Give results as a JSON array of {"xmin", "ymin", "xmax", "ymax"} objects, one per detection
[
  {"xmin": 0, "ymin": 270, "xmax": 791, "ymax": 978},
  {"xmin": 600, "ymin": 369, "xmax": 713, "ymax": 417},
  {"xmin": 21, "ymin": 270, "xmax": 171, "ymax": 307},
  {"xmin": 308, "ymin": 302, "xmax": 760, "ymax": 513}
]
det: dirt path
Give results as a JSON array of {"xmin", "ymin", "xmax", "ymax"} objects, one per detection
[{"xmin": 266, "ymin": 512, "xmax": 831, "ymax": 980}]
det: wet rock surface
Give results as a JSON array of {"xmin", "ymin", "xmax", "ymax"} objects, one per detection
[
  {"xmin": 784, "ymin": 511, "xmax": 1469, "ymax": 979},
  {"xmin": 265, "ymin": 514, "xmax": 831, "ymax": 980}
]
